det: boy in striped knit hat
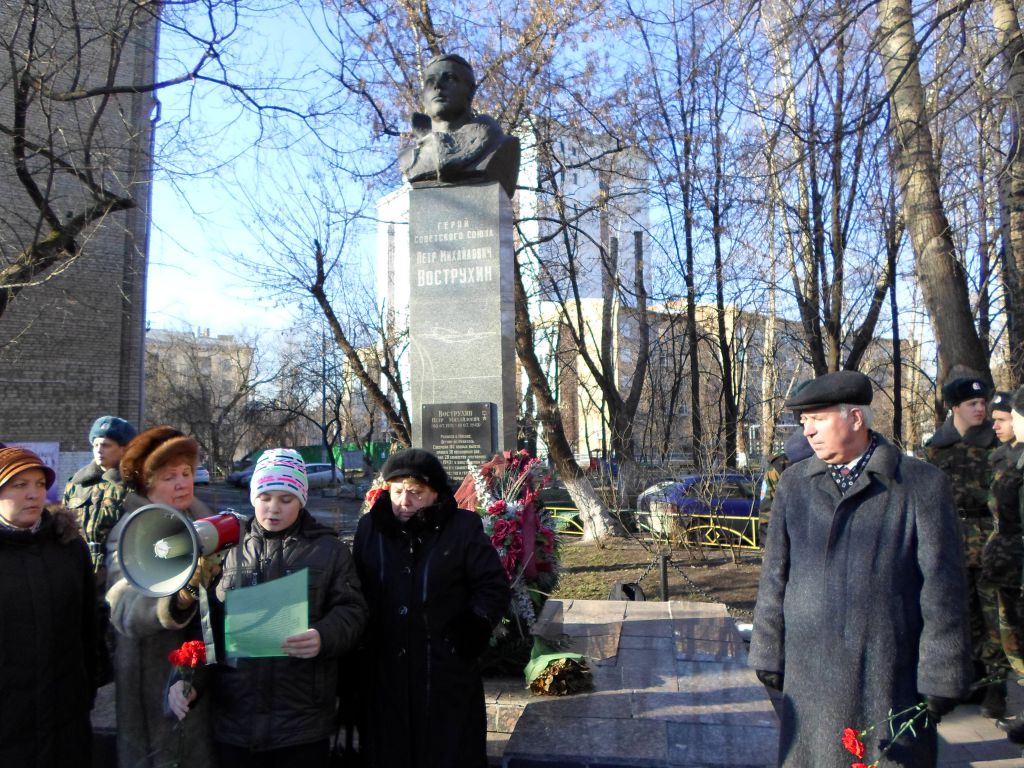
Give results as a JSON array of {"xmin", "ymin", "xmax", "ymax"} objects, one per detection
[{"xmin": 168, "ymin": 448, "xmax": 367, "ymax": 766}]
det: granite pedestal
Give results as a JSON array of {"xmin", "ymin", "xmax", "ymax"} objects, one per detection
[
  {"xmin": 407, "ymin": 181, "xmax": 517, "ymax": 473},
  {"xmin": 501, "ymin": 599, "xmax": 779, "ymax": 768}
]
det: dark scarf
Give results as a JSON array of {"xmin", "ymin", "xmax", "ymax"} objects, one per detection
[{"xmin": 828, "ymin": 431, "xmax": 879, "ymax": 494}]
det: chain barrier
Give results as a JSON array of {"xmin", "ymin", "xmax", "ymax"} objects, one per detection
[{"xmin": 612, "ymin": 509, "xmax": 754, "ymax": 616}]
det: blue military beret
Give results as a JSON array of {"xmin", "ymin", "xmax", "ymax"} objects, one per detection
[
  {"xmin": 784, "ymin": 370, "xmax": 873, "ymax": 412},
  {"xmin": 941, "ymin": 377, "xmax": 990, "ymax": 407},
  {"xmin": 88, "ymin": 415, "xmax": 138, "ymax": 446}
]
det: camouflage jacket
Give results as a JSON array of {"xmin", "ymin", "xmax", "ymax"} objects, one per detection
[
  {"xmin": 981, "ymin": 441, "xmax": 1024, "ymax": 588},
  {"xmin": 988, "ymin": 442, "xmax": 1024, "ymax": 535},
  {"xmin": 62, "ymin": 462, "xmax": 127, "ymax": 575},
  {"xmin": 924, "ymin": 419, "xmax": 997, "ymax": 519},
  {"xmin": 758, "ymin": 453, "xmax": 788, "ymax": 532}
]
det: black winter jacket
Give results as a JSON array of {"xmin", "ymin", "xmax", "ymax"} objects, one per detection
[
  {"xmin": 353, "ymin": 494, "xmax": 510, "ymax": 768},
  {"xmin": 208, "ymin": 510, "xmax": 367, "ymax": 751},
  {"xmin": 0, "ymin": 506, "xmax": 96, "ymax": 768}
]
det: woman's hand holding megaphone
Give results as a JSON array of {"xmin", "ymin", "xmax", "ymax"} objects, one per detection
[{"xmin": 174, "ymin": 556, "xmax": 223, "ymax": 610}]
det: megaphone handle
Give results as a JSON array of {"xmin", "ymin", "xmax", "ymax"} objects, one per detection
[{"xmin": 199, "ymin": 587, "xmax": 217, "ymax": 665}]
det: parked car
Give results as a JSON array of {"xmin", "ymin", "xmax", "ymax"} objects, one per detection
[
  {"xmin": 637, "ymin": 473, "xmax": 762, "ymax": 546},
  {"xmin": 305, "ymin": 462, "xmax": 343, "ymax": 489},
  {"xmin": 226, "ymin": 465, "xmax": 256, "ymax": 488},
  {"xmin": 193, "ymin": 465, "xmax": 211, "ymax": 485}
]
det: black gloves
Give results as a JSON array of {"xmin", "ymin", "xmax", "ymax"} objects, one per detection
[
  {"xmin": 924, "ymin": 695, "xmax": 957, "ymax": 722},
  {"xmin": 756, "ymin": 669, "xmax": 784, "ymax": 691},
  {"xmin": 445, "ymin": 610, "xmax": 493, "ymax": 659}
]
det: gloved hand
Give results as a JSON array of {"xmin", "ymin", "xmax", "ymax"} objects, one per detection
[
  {"xmin": 444, "ymin": 610, "xmax": 493, "ymax": 659},
  {"xmin": 924, "ymin": 695, "xmax": 958, "ymax": 723},
  {"xmin": 191, "ymin": 555, "xmax": 222, "ymax": 589},
  {"xmin": 756, "ymin": 669, "xmax": 784, "ymax": 691}
]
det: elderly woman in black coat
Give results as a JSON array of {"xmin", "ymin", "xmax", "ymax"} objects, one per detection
[
  {"xmin": 354, "ymin": 448, "xmax": 511, "ymax": 768},
  {"xmin": 0, "ymin": 447, "xmax": 97, "ymax": 768}
]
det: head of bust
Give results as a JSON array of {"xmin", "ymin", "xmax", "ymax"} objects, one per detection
[{"xmin": 420, "ymin": 53, "xmax": 476, "ymax": 128}]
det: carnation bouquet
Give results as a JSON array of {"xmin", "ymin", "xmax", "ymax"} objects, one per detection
[
  {"xmin": 167, "ymin": 639, "xmax": 207, "ymax": 767},
  {"xmin": 468, "ymin": 449, "xmax": 559, "ymax": 631}
]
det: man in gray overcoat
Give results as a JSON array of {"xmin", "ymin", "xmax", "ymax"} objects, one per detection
[{"xmin": 749, "ymin": 370, "xmax": 972, "ymax": 768}]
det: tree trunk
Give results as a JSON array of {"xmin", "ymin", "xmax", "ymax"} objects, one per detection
[
  {"xmin": 994, "ymin": 0, "xmax": 1024, "ymax": 386},
  {"xmin": 876, "ymin": 0, "xmax": 991, "ymax": 381},
  {"xmin": 512, "ymin": 244, "xmax": 620, "ymax": 540}
]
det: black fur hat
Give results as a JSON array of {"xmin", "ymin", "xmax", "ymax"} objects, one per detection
[
  {"xmin": 941, "ymin": 377, "xmax": 990, "ymax": 407},
  {"xmin": 381, "ymin": 448, "xmax": 452, "ymax": 496},
  {"xmin": 990, "ymin": 391, "xmax": 1013, "ymax": 415}
]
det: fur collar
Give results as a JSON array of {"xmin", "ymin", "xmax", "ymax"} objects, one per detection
[
  {"xmin": 927, "ymin": 418, "xmax": 996, "ymax": 449},
  {"xmin": 69, "ymin": 461, "xmax": 105, "ymax": 487}
]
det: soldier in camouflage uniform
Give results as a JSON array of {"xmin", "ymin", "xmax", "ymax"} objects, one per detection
[
  {"xmin": 758, "ymin": 430, "xmax": 813, "ymax": 543},
  {"xmin": 62, "ymin": 415, "xmax": 136, "ymax": 685},
  {"xmin": 925, "ymin": 375, "xmax": 1005, "ymax": 714},
  {"xmin": 983, "ymin": 393, "xmax": 1024, "ymax": 698},
  {"xmin": 997, "ymin": 389, "xmax": 1024, "ymax": 744}
]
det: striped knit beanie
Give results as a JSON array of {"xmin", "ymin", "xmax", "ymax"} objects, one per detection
[
  {"xmin": 249, "ymin": 449, "xmax": 309, "ymax": 508},
  {"xmin": 0, "ymin": 447, "xmax": 56, "ymax": 490}
]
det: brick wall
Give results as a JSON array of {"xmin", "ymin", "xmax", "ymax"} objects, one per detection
[{"xmin": 0, "ymin": 2, "xmax": 158, "ymax": 451}]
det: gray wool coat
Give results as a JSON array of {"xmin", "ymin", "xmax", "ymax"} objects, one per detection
[
  {"xmin": 106, "ymin": 493, "xmax": 217, "ymax": 768},
  {"xmin": 749, "ymin": 436, "xmax": 971, "ymax": 768}
]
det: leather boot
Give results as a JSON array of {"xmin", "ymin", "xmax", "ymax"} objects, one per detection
[
  {"xmin": 981, "ymin": 679, "xmax": 1007, "ymax": 719},
  {"xmin": 1006, "ymin": 714, "xmax": 1024, "ymax": 745}
]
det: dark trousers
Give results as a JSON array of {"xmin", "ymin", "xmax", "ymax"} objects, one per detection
[{"xmin": 216, "ymin": 738, "xmax": 330, "ymax": 768}]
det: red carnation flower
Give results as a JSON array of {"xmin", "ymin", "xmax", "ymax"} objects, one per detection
[
  {"xmin": 842, "ymin": 728, "xmax": 865, "ymax": 759},
  {"xmin": 365, "ymin": 483, "xmax": 390, "ymax": 508}
]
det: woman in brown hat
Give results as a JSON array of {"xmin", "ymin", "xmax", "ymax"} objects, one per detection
[
  {"xmin": 0, "ymin": 447, "xmax": 97, "ymax": 768},
  {"xmin": 105, "ymin": 426, "xmax": 218, "ymax": 767}
]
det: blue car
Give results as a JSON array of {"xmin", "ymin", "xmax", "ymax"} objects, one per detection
[{"xmin": 637, "ymin": 474, "xmax": 762, "ymax": 548}]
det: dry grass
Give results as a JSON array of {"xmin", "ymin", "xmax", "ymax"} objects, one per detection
[{"xmin": 551, "ymin": 538, "xmax": 762, "ymax": 620}]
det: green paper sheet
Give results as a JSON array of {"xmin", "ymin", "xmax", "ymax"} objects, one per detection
[{"xmin": 224, "ymin": 568, "xmax": 309, "ymax": 658}]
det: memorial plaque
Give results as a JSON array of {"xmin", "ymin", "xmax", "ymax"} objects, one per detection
[
  {"xmin": 408, "ymin": 181, "xmax": 517, "ymax": 452},
  {"xmin": 422, "ymin": 402, "xmax": 496, "ymax": 477}
]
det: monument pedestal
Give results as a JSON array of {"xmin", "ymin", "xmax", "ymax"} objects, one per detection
[{"xmin": 408, "ymin": 181, "xmax": 517, "ymax": 477}]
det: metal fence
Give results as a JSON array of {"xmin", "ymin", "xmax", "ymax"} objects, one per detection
[{"xmin": 548, "ymin": 505, "xmax": 762, "ymax": 551}]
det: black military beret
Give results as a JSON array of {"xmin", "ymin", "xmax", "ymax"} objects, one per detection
[
  {"xmin": 784, "ymin": 370, "xmax": 873, "ymax": 411},
  {"xmin": 990, "ymin": 391, "xmax": 1013, "ymax": 414},
  {"xmin": 941, "ymin": 377, "xmax": 990, "ymax": 407}
]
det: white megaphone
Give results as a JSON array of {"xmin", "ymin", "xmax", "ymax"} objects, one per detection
[{"xmin": 117, "ymin": 503, "xmax": 243, "ymax": 597}]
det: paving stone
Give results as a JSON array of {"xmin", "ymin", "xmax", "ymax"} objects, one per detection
[
  {"xmin": 624, "ymin": 601, "xmax": 672, "ymax": 619},
  {"xmin": 629, "ymin": 661, "xmax": 777, "ymax": 727},
  {"xmin": 523, "ymin": 690, "xmax": 635, "ymax": 720},
  {"xmin": 620, "ymin": 617, "xmax": 675, "ymax": 638},
  {"xmin": 674, "ymin": 634, "xmax": 745, "ymax": 662},
  {"xmin": 505, "ymin": 712, "xmax": 670, "ymax": 765},
  {"xmin": 666, "ymin": 721, "xmax": 778, "ymax": 766}
]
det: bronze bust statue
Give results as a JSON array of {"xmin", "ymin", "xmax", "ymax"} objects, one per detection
[{"xmin": 399, "ymin": 54, "xmax": 520, "ymax": 199}]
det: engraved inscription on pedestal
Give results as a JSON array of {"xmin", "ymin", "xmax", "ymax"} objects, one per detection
[
  {"xmin": 408, "ymin": 182, "xmax": 517, "ymax": 453},
  {"xmin": 421, "ymin": 402, "xmax": 496, "ymax": 478}
]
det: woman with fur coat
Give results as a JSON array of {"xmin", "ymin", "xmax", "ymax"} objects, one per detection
[{"xmin": 105, "ymin": 426, "xmax": 218, "ymax": 767}]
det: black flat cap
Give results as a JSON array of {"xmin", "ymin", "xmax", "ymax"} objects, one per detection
[
  {"xmin": 785, "ymin": 370, "xmax": 873, "ymax": 411},
  {"xmin": 990, "ymin": 391, "xmax": 1013, "ymax": 414},
  {"xmin": 941, "ymin": 377, "xmax": 990, "ymax": 407}
]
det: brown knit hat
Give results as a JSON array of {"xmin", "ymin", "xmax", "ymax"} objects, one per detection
[
  {"xmin": 0, "ymin": 447, "xmax": 56, "ymax": 490},
  {"xmin": 120, "ymin": 426, "xmax": 199, "ymax": 494}
]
